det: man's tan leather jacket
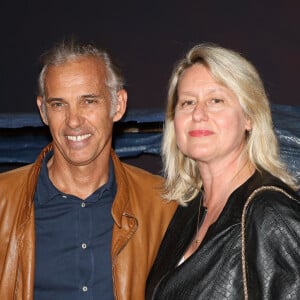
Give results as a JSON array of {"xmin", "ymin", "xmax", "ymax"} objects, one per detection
[{"xmin": 0, "ymin": 144, "xmax": 177, "ymax": 300}]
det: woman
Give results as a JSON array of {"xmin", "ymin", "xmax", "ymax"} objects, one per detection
[{"xmin": 146, "ymin": 43, "xmax": 300, "ymax": 299}]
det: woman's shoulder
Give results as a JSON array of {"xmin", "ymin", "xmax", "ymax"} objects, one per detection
[
  {"xmin": 248, "ymin": 185, "xmax": 299, "ymax": 210},
  {"xmin": 247, "ymin": 168, "xmax": 299, "ymax": 207},
  {"xmin": 243, "ymin": 169, "xmax": 298, "ymax": 202},
  {"xmin": 241, "ymin": 169, "xmax": 300, "ymax": 230},
  {"xmin": 245, "ymin": 184, "xmax": 300, "ymax": 237}
]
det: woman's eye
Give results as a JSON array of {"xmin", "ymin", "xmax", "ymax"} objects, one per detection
[
  {"xmin": 210, "ymin": 98, "xmax": 224, "ymax": 104},
  {"xmin": 176, "ymin": 99, "xmax": 197, "ymax": 112},
  {"xmin": 184, "ymin": 100, "xmax": 194, "ymax": 106},
  {"xmin": 180, "ymin": 100, "xmax": 196, "ymax": 107}
]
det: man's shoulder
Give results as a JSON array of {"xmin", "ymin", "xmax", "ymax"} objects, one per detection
[
  {"xmin": 0, "ymin": 165, "xmax": 36, "ymax": 208},
  {"xmin": 117, "ymin": 161, "xmax": 177, "ymax": 213},
  {"xmin": 0, "ymin": 164, "xmax": 35, "ymax": 220},
  {"xmin": 0, "ymin": 164, "xmax": 33, "ymax": 184},
  {"xmin": 121, "ymin": 161, "xmax": 162, "ymax": 181}
]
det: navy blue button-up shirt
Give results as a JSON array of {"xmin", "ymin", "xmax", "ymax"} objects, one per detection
[{"xmin": 34, "ymin": 152, "xmax": 116, "ymax": 300}]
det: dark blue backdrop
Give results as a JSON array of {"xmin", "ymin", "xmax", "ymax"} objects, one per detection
[{"xmin": 0, "ymin": 105, "xmax": 299, "ymax": 183}]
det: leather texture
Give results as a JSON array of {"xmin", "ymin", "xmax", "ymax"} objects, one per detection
[
  {"xmin": 0, "ymin": 144, "xmax": 177, "ymax": 300},
  {"xmin": 146, "ymin": 170, "xmax": 300, "ymax": 300}
]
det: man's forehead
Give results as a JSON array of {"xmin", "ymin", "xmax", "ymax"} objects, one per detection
[
  {"xmin": 47, "ymin": 56, "xmax": 105, "ymax": 74},
  {"xmin": 45, "ymin": 57, "xmax": 106, "ymax": 83}
]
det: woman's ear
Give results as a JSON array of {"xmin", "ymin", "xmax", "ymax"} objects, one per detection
[
  {"xmin": 113, "ymin": 89, "xmax": 127, "ymax": 122},
  {"xmin": 244, "ymin": 114, "xmax": 252, "ymax": 132}
]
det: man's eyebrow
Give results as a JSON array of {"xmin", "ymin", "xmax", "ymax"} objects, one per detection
[
  {"xmin": 46, "ymin": 97, "xmax": 64, "ymax": 103},
  {"xmin": 81, "ymin": 94, "xmax": 104, "ymax": 99},
  {"xmin": 45, "ymin": 94, "xmax": 106, "ymax": 104},
  {"xmin": 81, "ymin": 94, "xmax": 99, "ymax": 97}
]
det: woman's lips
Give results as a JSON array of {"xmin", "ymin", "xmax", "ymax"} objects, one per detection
[{"xmin": 188, "ymin": 130, "xmax": 214, "ymax": 137}]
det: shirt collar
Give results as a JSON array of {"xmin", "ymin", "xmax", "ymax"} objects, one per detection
[{"xmin": 35, "ymin": 151, "xmax": 116, "ymax": 205}]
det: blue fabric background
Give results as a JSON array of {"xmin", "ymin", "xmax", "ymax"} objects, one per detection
[{"xmin": 0, "ymin": 105, "xmax": 299, "ymax": 182}]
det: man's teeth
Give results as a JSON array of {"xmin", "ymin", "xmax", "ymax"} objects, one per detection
[{"xmin": 67, "ymin": 134, "xmax": 91, "ymax": 141}]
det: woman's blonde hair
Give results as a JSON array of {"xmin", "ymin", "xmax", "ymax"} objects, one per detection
[{"xmin": 163, "ymin": 43, "xmax": 298, "ymax": 204}]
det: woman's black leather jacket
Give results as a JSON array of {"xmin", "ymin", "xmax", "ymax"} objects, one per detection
[{"xmin": 146, "ymin": 170, "xmax": 300, "ymax": 300}]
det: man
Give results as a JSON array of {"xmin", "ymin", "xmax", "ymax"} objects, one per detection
[{"xmin": 0, "ymin": 41, "xmax": 177, "ymax": 300}]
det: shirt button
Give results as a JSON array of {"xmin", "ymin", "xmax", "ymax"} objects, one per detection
[
  {"xmin": 81, "ymin": 202, "xmax": 86, "ymax": 208},
  {"xmin": 82, "ymin": 286, "xmax": 88, "ymax": 292},
  {"xmin": 82, "ymin": 243, "xmax": 87, "ymax": 249},
  {"xmin": 62, "ymin": 195, "xmax": 67, "ymax": 199}
]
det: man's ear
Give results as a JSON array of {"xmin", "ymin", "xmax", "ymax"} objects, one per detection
[
  {"xmin": 37, "ymin": 96, "xmax": 48, "ymax": 125},
  {"xmin": 113, "ymin": 89, "xmax": 127, "ymax": 122}
]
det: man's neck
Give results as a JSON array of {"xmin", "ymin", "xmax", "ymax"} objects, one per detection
[{"xmin": 47, "ymin": 154, "xmax": 111, "ymax": 200}]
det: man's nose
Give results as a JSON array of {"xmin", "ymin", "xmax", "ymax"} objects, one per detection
[{"xmin": 65, "ymin": 106, "xmax": 84, "ymax": 128}]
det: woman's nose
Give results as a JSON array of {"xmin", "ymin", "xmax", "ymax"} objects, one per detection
[{"xmin": 192, "ymin": 102, "xmax": 209, "ymax": 121}]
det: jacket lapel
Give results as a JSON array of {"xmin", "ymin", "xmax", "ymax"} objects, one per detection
[{"xmin": 146, "ymin": 195, "xmax": 201, "ymax": 293}]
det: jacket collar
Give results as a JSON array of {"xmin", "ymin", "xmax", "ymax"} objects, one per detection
[
  {"xmin": 28, "ymin": 143, "xmax": 53, "ymax": 200},
  {"xmin": 110, "ymin": 149, "xmax": 131, "ymax": 227},
  {"xmin": 32, "ymin": 144, "xmax": 127, "ymax": 227},
  {"xmin": 147, "ymin": 194, "xmax": 202, "ymax": 287}
]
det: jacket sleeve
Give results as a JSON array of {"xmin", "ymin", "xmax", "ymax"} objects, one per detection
[{"xmin": 244, "ymin": 190, "xmax": 300, "ymax": 300}]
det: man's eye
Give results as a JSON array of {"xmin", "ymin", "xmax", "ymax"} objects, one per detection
[
  {"xmin": 83, "ymin": 98, "xmax": 101, "ymax": 105},
  {"xmin": 50, "ymin": 102, "xmax": 64, "ymax": 108},
  {"xmin": 85, "ymin": 99, "xmax": 95, "ymax": 104}
]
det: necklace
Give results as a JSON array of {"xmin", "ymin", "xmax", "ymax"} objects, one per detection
[
  {"xmin": 178, "ymin": 192, "xmax": 207, "ymax": 265},
  {"xmin": 194, "ymin": 192, "xmax": 207, "ymax": 245}
]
